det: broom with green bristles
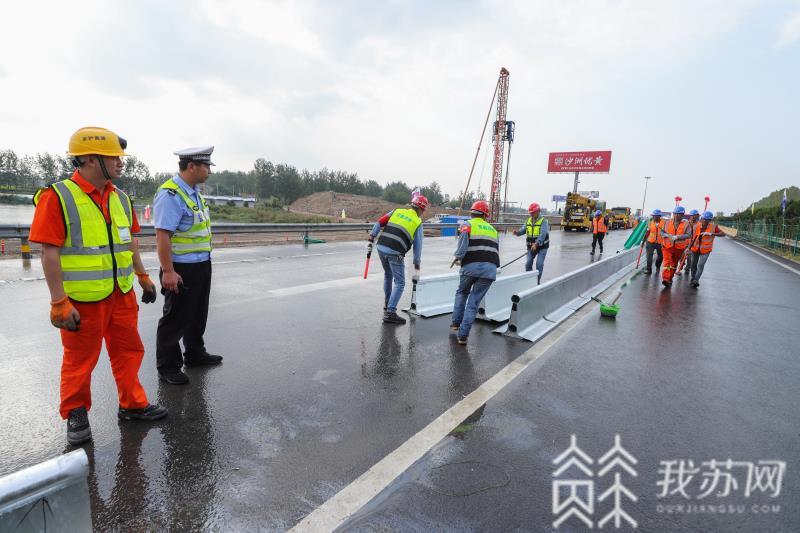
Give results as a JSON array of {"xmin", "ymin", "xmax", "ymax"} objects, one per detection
[{"xmin": 591, "ymin": 269, "xmax": 642, "ymax": 318}]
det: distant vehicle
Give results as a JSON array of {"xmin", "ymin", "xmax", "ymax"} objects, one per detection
[
  {"xmin": 609, "ymin": 206, "xmax": 632, "ymax": 229},
  {"xmin": 562, "ymin": 192, "xmax": 598, "ymax": 232}
]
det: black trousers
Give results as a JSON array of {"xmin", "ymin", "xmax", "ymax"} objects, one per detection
[
  {"xmin": 591, "ymin": 232, "xmax": 605, "ymax": 252},
  {"xmin": 645, "ymin": 241, "xmax": 663, "ymax": 271},
  {"xmin": 156, "ymin": 260, "xmax": 212, "ymax": 373}
]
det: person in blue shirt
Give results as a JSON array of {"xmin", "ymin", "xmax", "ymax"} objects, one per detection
[
  {"xmin": 513, "ymin": 202, "xmax": 549, "ymax": 284},
  {"xmin": 368, "ymin": 194, "xmax": 428, "ymax": 324},
  {"xmin": 450, "ymin": 200, "xmax": 499, "ymax": 345},
  {"xmin": 152, "ymin": 146, "xmax": 222, "ymax": 385}
]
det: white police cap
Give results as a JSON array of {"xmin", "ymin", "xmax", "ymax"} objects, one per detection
[{"xmin": 173, "ymin": 145, "xmax": 215, "ymax": 165}]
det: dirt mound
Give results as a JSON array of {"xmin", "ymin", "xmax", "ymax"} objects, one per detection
[{"xmin": 289, "ymin": 191, "xmax": 451, "ymax": 221}]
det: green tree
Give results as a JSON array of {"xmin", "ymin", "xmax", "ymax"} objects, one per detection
[
  {"xmin": 419, "ymin": 181, "xmax": 444, "ymax": 205},
  {"xmin": 364, "ymin": 179, "xmax": 383, "ymax": 197},
  {"xmin": 382, "ymin": 180, "xmax": 411, "ymax": 204}
]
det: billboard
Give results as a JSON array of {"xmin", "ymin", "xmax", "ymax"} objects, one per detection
[
  {"xmin": 548, "ymin": 151, "xmax": 612, "ymax": 173},
  {"xmin": 552, "ymin": 195, "xmax": 567, "ymax": 202},
  {"xmin": 578, "ymin": 191, "xmax": 600, "ymax": 199}
]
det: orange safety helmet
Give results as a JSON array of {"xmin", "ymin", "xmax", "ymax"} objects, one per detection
[
  {"xmin": 528, "ymin": 202, "xmax": 540, "ymax": 213},
  {"xmin": 470, "ymin": 200, "xmax": 490, "ymax": 216},
  {"xmin": 411, "ymin": 194, "xmax": 429, "ymax": 210}
]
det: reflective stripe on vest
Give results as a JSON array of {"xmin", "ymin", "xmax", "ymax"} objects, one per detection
[
  {"xmin": 662, "ymin": 219, "xmax": 690, "ymax": 249},
  {"xmin": 648, "ymin": 219, "xmax": 664, "ymax": 244},
  {"xmin": 692, "ymin": 223, "xmax": 717, "ymax": 254},
  {"xmin": 39, "ymin": 179, "xmax": 135, "ymax": 302},
  {"xmin": 159, "ymin": 179, "xmax": 212, "ymax": 254},
  {"xmin": 592, "ymin": 217, "xmax": 607, "ymax": 234},
  {"xmin": 377, "ymin": 208, "xmax": 421, "ymax": 254},
  {"xmin": 463, "ymin": 218, "xmax": 500, "ymax": 267}
]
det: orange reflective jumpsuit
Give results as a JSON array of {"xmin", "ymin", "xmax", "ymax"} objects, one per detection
[
  {"xmin": 30, "ymin": 172, "xmax": 150, "ymax": 418},
  {"xmin": 661, "ymin": 218, "xmax": 690, "ymax": 284}
]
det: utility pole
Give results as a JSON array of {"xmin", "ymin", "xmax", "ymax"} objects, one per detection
[{"xmin": 641, "ymin": 176, "xmax": 652, "ymax": 216}]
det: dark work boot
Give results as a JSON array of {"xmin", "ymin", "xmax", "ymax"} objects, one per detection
[
  {"xmin": 450, "ymin": 322, "xmax": 460, "ymax": 330},
  {"xmin": 383, "ymin": 311, "xmax": 407, "ymax": 325},
  {"xmin": 184, "ymin": 352, "xmax": 223, "ymax": 367},
  {"xmin": 67, "ymin": 407, "xmax": 92, "ymax": 446},
  {"xmin": 159, "ymin": 370, "xmax": 189, "ymax": 385},
  {"xmin": 118, "ymin": 404, "xmax": 168, "ymax": 421}
]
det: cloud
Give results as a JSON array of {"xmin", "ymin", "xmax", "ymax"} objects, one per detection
[{"xmin": 776, "ymin": 9, "xmax": 800, "ymax": 48}]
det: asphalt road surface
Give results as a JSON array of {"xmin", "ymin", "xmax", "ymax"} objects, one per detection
[{"xmin": 4, "ymin": 230, "xmax": 797, "ymax": 531}]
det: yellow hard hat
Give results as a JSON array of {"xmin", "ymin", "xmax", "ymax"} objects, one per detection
[{"xmin": 67, "ymin": 126, "xmax": 128, "ymax": 157}]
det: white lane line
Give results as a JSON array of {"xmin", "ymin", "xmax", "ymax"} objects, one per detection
[
  {"xmin": 733, "ymin": 241, "xmax": 800, "ymax": 276},
  {"xmin": 289, "ymin": 274, "xmax": 627, "ymax": 532},
  {"xmin": 269, "ymin": 276, "xmax": 369, "ymax": 297}
]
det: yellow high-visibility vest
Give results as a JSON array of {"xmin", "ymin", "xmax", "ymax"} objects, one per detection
[
  {"xmin": 35, "ymin": 179, "xmax": 134, "ymax": 302},
  {"xmin": 377, "ymin": 208, "xmax": 421, "ymax": 254},
  {"xmin": 158, "ymin": 179, "xmax": 212, "ymax": 254}
]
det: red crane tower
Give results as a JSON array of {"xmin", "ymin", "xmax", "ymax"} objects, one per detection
[
  {"xmin": 460, "ymin": 68, "xmax": 514, "ymax": 223},
  {"xmin": 489, "ymin": 67, "xmax": 510, "ymax": 222}
]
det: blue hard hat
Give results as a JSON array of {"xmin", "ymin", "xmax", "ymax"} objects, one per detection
[
  {"xmin": 651, "ymin": 208, "xmax": 662, "ymax": 216},
  {"xmin": 673, "ymin": 206, "xmax": 686, "ymax": 214},
  {"xmin": 595, "ymin": 210, "xmax": 602, "ymax": 216},
  {"xmin": 689, "ymin": 209, "xmax": 699, "ymax": 216},
  {"xmin": 702, "ymin": 210, "xmax": 714, "ymax": 220}
]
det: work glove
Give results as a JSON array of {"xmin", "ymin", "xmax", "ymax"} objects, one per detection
[
  {"xmin": 50, "ymin": 296, "xmax": 80, "ymax": 331},
  {"xmin": 137, "ymin": 272, "xmax": 157, "ymax": 304},
  {"xmin": 412, "ymin": 266, "xmax": 420, "ymax": 282}
]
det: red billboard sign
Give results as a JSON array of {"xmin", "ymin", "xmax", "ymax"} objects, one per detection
[{"xmin": 548, "ymin": 151, "xmax": 612, "ymax": 173}]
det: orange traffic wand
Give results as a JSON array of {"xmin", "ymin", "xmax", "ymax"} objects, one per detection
[{"xmin": 363, "ymin": 245, "xmax": 372, "ymax": 279}]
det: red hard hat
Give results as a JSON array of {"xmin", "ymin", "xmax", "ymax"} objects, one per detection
[
  {"xmin": 411, "ymin": 194, "xmax": 429, "ymax": 210},
  {"xmin": 470, "ymin": 200, "xmax": 490, "ymax": 216},
  {"xmin": 528, "ymin": 202, "xmax": 540, "ymax": 213}
]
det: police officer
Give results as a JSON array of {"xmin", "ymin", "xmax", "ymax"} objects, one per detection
[
  {"xmin": 451, "ymin": 200, "xmax": 499, "ymax": 345},
  {"xmin": 153, "ymin": 146, "xmax": 222, "ymax": 385},
  {"xmin": 513, "ymin": 202, "xmax": 549, "ymax": 284}
]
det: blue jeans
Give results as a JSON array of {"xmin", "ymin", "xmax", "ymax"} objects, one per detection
[
  {"xmin": 379, "ymin": 251, "xmax": 405, "ymax": 312},
  {"xmin": 525, "ymin": 247, "xmax": 548, "ymax": 283},
  {"xmin": 452, "ymin": 275, "xmax": 494, "ymax": 338}
]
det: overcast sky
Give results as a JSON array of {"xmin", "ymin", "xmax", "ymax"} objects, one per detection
[{"xmin": 1, "ymin": 0, "xmax": 798, "ymax": 213}]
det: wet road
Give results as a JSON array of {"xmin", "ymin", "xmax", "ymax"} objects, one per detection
[
  {"xmin": 339, "ymin": 238, "xmax": 800, "ymax": 533},
  {"xmin": 0, "ymin": 228, "xmax": 634, "ymax": 530}
]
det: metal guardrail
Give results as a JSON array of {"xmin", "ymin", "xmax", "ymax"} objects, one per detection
[
  {"xmin": 496, "ymin": 248, "xmax": 637, "ymax": 342},
  {"xmin": 476, "ymin": 270, "xmax": 539, "ymax": 323},
  {"xmin": 405, "ymin": 273, "xmax": 461, "ymax": 317},
  {"xmin": 0, "ymin": 450, "xmax": 91, "ymax": 532}
]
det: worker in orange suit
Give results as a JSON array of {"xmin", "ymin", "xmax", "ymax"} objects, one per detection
[
  {"xmin": 29, "ymin": 126, "xmax": 167, "ymax": 446},
  {"xmin": 659, "ymin": 206, "xmax": 692, "ymax": 288},
  {"xmin": 641, "ymin": 208, "xmax": 665, "ymax": 275}
]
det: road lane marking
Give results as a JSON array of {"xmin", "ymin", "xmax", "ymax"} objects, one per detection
[
  {"xmin": 289, "ymin": 270, "xmax": 637, "ymax": 532},
  {"xmin": 733, "ymin": 241, "xmax": 800, "ymax": 276},
  {"xmin": 269, "ymin": 276, "xmax": 369, "ymax": 296}
]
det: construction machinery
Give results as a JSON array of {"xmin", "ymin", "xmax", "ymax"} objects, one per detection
[
  {"xmin": 562, "ymin": 192, "xmax": 597, "ymax": 231},
  {"xmin": 610, "ymin": 206, "xmax": 632, "ymax": 229},
  {"xmin": 460, "ymin": 68, "xmax": 514, "ymax": 223}
]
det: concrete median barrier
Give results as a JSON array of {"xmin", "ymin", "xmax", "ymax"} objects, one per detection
[
  {"xmin": 476, "ymin": 270, "xmax": 539, "ymax": 323},
  {"xmin": 496, "ymin": 248, "xmax": 636, "ymax": 341},
  {"xmin": 404, "ymin": 272, "xmax": 461, "ymax": 317},
  {"xmin": 0, "ymin": 449, "xmax": 91, "ymax": 532}
]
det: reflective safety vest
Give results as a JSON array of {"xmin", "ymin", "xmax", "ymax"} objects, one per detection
[
  {"xmin": 662, "ymin": 219, "xmax": 690, "ymax": 249},
  {"xmin": 592, "ymin": 216, "xmax": 607, "ymax": 234},
  {"xmin": 525, "ymin": 216, "xmax": 549, "ymax": 249},
  {"xmin": 159, "ymin": 179, "xmax": 212, "ymax": 254},
  {"xmin": 691, "ymin": 223, "xmax": 718, "ymax": 254},
  {"xmin": 377, "ymin": 208, "xmax": 421, "ymax": 255},
  {"xmin": 463, "ymin": 218, "xmax": 500, "ymax": 267},
  {"xmin": 647, "ymin": 219, "xmax": 665, "ymax": 244},
  {"xmin": 34, "ymin": 179, "xmax": 134, "ymax": 302}
]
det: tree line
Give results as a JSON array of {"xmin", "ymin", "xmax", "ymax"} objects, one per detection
[{"xmin": 0, "ymin": 148, "xmax": 476, "ymax": 208}]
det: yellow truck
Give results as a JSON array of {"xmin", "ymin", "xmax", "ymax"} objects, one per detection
[
  {"xmin": 609, "ymin": 206, "xmax": 632, "ymax": 230},
  {"xmin": 562, "ymin": 192, "xmax": 596, "ymax": 232}
]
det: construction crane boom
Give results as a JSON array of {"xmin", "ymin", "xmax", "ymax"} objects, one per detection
[{"xmin": 489, "ymin": 68, "xmax": 510, "ymax": 222}]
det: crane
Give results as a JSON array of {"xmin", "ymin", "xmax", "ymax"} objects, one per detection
[{"xmin": 460, "ymin": 68, "xmax": 514, "ymax": 223}]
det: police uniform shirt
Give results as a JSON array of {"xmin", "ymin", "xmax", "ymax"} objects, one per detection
[{"xmin": 153, "ymin": 174, "xmax": 211, "ymax": 263}]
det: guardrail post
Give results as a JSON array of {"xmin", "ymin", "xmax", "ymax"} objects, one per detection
[{"xmin": 20, "ymin": 236, "xmax": 32, "ymax": 270}]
